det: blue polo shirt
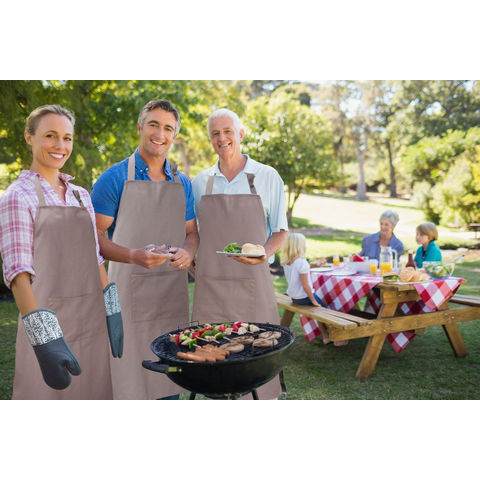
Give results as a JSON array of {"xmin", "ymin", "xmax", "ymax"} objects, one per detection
[
  {"xmin": 91, "ymin": 150, "xmax": 195, "ymax": 239},
  {"xmin": 414, "ymin": 240, "xmax": 442, "ymax": 268}
]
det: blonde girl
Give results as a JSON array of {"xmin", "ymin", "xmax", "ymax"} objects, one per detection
[{"xmin": 281, "ymin": 233, "xmax": 332, "ymax": 343}]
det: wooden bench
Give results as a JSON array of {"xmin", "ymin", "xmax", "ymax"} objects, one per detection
[
  {"xmin": 275, "ymin": 291, "xmax": 480, "ymax": 379},
  {"xmin": 467, "ymin": 223, "xmax": 480, "ymax": 238},
  {"xmin": 449, "ymin": 293, "xmax": 480, "ymax": 307},
  {"xmin": 276, "ymin": 292, "xmax": 374, "ymax": 330}
]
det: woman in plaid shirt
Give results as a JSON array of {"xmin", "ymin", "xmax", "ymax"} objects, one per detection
[{"xmin": 0, "ymin": 105, "xmax": 123, "ymax": 398}]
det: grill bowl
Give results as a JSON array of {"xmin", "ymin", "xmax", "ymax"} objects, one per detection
[{"xmin": 144, "ymin": 322, "xmax": 294, "ymax": 398}]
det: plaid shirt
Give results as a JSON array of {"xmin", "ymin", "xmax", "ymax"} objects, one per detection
[{"xmin": 0, "ymin": 170, "xmax": 104, "ymax": 288}]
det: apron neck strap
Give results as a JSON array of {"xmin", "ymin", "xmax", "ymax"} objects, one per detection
[
  {"xmin": 205, "ymin": 175, "xmax": 215, "ymax": 195},
  {"xmin": 246, "ymin": 173, "xmax": 257, "ymax": 194},
  {"xmin": 170, "ymin": 162, "xmax": 181, "ymax": 183},
  {"xmin": 34, "ymin": 176, "xmax": 46, "ymax": 207},
  {"xmin": 128, "ymin": 153, "xmax": 136, "ymax": 181},
  {"xmin": 72, "ymin": 190, "xmax": 85, "ymax": 207},
  {"xmin": 205, "ymin": 173, "xmax": 257, "ymax": 195}
]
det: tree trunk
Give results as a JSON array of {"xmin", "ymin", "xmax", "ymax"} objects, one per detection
[
  {"xmin": 386, "ymin": 138, "xmax": 397, "ymax": 198},
  {"xmin": 355, "ymin": 137, "xmax": 368, "ymax": 201},
  {"xmin": 176, "ymin": 140, "xmax": 190, "ymax": 178},
  {"xmin": 287, "ymin": 206, "xmax": 294, "ymax": 226},
  {"xmin": 333, "ymin": 136, "xmax": 346, "ymax": 194}
]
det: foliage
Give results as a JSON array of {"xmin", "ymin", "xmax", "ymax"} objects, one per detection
[
  {"xmin": 407, "ymin": 127, "xmax": 480, "ymax": 225},
  {"xmin": 0, "ymin": 80, "xmax": 245, "ymax": 189},
  {"xmin": 243, "ymin": 91, "xmax": 337, "ymax": 223}
]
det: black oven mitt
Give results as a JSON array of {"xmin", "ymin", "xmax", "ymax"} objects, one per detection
[
  {"xmin": 22, "ymin": 309, "xmax": 82, "ymax": 390},
  {"xmin": 103, "ymin": 283, "xmax": 124, "ymax": 358}
]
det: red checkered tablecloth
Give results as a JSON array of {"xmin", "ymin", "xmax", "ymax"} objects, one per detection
[
  {"xmin": 307, "ymin": 271, "xmax": 464, "ymax": 352},
  {"xmin": 311, "ymin": 273, "xmax": 382, "ymax": 313}
]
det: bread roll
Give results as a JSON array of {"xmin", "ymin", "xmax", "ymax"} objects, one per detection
[
  {"xmin": 399, "ymin": 268, "xmax": 414, "ymax": 282},
  {"xmin": 241, "ymin": 243, "xmax": 266, "ymax": 255}
]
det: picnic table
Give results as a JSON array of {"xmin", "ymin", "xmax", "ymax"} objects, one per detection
[{"xmin": 277, "ymin": 268, "xmax": 480, "ymax": 379}]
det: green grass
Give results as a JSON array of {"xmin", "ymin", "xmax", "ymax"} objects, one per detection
[
  {"xmin": 0, "ymin": 302, "xmax": 18, "ymax": 400},
  {"xmin": 1, "ymin": 192, "xmax": 479, "ymax": 399},
  {"xmin": 1, "ymin": 262, "xmax": 479, "ymax": 400},
  {"xmin": 273, "ymin": 265, "xmax": 480, "ymax": 399}
]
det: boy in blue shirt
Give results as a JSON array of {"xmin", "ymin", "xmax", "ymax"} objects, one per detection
[{"xmin": 414, "ymin": 222, "xmax": 442, "ymax": 268}]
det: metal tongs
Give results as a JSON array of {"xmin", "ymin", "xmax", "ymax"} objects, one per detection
[
  {"xmin": 144, "ymin": 244, "xmax": 171, "ymax": 254},
  {"xmin": 447, "ymin": 254, "xmax": 465, "ymax": 265}
]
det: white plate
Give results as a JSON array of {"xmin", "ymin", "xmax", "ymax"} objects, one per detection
[
  {"xmin": 310, "ymin": 266, "xmax": 334, "ymax": 273},
  {"xmin": 330, "ymin": 269, "xmax": 356, "ymax": 276},
  {"xmin": 216, "ymin": 251, "xmax": 265, "ymax": 258}
]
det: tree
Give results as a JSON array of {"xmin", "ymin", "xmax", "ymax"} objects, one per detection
[
  {"xmin": 0, "ymin": 80, "xmax": 247, "ymax": 188},
  {"xmin": 243, "ymin": 91, "xmax": 337, "ymax": 224},
  {"xmin": 312, "ymin": 81, "xmax": 354, "ymax": 193}
]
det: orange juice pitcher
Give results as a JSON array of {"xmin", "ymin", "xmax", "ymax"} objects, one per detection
[{"xmin": 379, "ymin": 246, "xmax": 397, "ymax": 275}]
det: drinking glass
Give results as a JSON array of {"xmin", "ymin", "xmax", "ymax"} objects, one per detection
[
  {"xmin": 333, "ymin": 254, "xmax": 340, "ymax": 266},
  {"xmin": 369, "ymin": 259, "xmax": 378, "ymax": 275}
]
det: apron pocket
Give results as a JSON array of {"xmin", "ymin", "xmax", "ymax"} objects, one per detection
[
  {"xmin": 194, "ymin": 275, "xmax": 256, "ymax": 324},
  {"xmin": 131, "ymin": 270, "xmax": 189, "ymax": 324},
  {"xmin": 47, "ymin": 293, "xmax": 104, "ymax": 342}
]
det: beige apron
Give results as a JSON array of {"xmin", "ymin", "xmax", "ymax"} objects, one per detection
[
  {"xmin": 192, "ymin": 173, "xmax": 281, "ymax": 399},
  {"xmin": 107, "ymin": 154, "xmax": 189, "ymax": 399},
  {"xmin": 12, "ymin": 177, "xmax": 112, "ymax": 399}
]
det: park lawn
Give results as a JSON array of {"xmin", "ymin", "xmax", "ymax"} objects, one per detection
[
  {"xmin": 1, "ymin": 261, "xmax": 479, "ymax": 400},
  {"xmin": 1, "ymin": 192, "xmax": 478, "ymax": 399},
  {"xmin": 273, "ymin": 262, "xmax": 480, "ymax": 400}
]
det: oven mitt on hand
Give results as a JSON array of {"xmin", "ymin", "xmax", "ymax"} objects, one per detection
[
  {"xmin": 22, "ymin": 309, "xmax": 82, "ymax": 390},
  {"xmin": 103, "ymin": 282, "xmax": 124, "ymax": 358}
]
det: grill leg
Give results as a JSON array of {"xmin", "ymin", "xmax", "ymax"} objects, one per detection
[
  {"xmin": 278, "ymin": 369, "xmax": 287, "ymax": 399},
  {"xmin": 251, "ymin": 389, "xmax": 259, "ymax": 400},
  {"xmin": 189, "ymin": 391, "xmax": 197, "ymax": 400}
]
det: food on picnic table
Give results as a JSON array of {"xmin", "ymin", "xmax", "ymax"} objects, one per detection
[
  {"xmin": 399, "ymin": 268, "xmax": 415, "ymax": 282},
  {"xmin": 310, "ymin": 257, "xmax": 327, "ymax": 267},
  {"xmin": 423, "ymin": 261, "xmax": 454, "ymax": 279},
  {"xmin": 382, "ymin": 272, "xmax": 399, "ymax": 282},
  {"xmin": 224, "ymin": 242, "xmax": 242, "ymax": 253},
  {"xmin": 411, "ymin": 269, "xmax": 429, "ymax": 282},
  {"xmin": 397, "ymin": 267, "xmax": 429, "ymax": 282},
  {"xmin": 352, "ymin": 254, "xmax": 365, "ymax": 262},
  {"xmin": 241, "ymin": 243, "xmax": 266, "ymax": 256}
]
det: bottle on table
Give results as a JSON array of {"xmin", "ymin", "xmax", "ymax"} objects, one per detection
[{"xmin": 405, "ymin": 249, "xmax": 416, "ymax": 269}]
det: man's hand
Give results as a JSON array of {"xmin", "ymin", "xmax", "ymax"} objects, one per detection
[
  {"xmin": 168, "ymin": 247, "xmax": 193, "ymax": 270},
  {"xmin": 131, "ymin": 244, "xmax": 172, "ymax": 269},
  {"xmin": 229, "ymin": 254, "xmax": 267, "ymax": 265}
]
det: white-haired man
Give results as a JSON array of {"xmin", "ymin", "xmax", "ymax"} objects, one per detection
[{"xmin": 191, "ymin": 108, "xmax": 288, "ymax": 399}]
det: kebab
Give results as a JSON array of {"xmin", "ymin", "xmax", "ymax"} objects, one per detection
[{"xmin": 170, "ymin": 322, "xmax": 261, "ymax": 349}]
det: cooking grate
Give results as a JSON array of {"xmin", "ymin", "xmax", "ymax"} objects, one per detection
[{"xmin": 151, "ymin": 322, "xmax": 294, "ymax": 364}]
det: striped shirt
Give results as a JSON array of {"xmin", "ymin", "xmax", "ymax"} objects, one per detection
[{"xmin": 0, "ymin": 170, "xmax": 103, "ymax": 288}]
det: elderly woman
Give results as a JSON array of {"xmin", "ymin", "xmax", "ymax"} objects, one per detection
[{"xmin": 359, "ymin": 209, "xmax": 404, "ymax": 261}]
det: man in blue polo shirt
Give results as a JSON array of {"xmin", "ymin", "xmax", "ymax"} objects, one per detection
[{"xmin": 91, "ymin": 99, "xmax": 198, "ymax": 400}]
